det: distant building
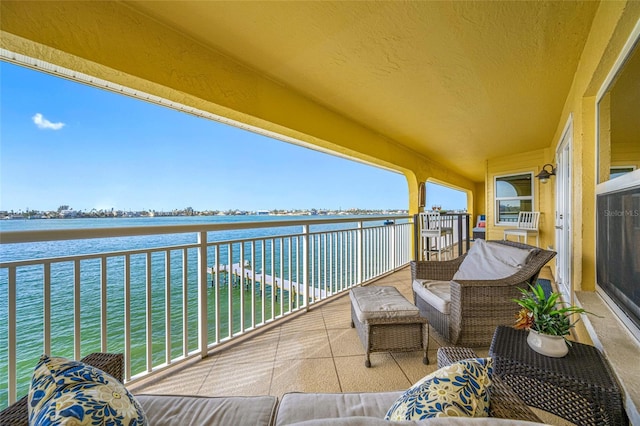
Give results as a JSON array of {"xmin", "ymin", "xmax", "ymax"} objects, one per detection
[{"xmin": 59, "ymin": 209, "xmax": 78, "ymax": 218}]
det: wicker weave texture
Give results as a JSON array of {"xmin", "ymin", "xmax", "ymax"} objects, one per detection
[
  {"xmin": 490, "ymin": 326, "xmax": 628, "ymax": 426},
  {"xmin": 0, "ymin": 353, "xmax": 124, "ymax": 426},
  {"xmin": 411, "ymin": 240, "xmax": 556, "ymax": 347},
  {"xmin": 414, "ymin": 295, "xmax": 450, "ymax": 341},
  {"xmin": 436, "ymin": 346, "xmax": 541, "ymax": 423},
  {"xmin": 350, "ymin": 295, "xmax": 428, "ymax": 367}
]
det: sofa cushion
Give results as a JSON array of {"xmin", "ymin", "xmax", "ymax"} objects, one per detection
[
  {"xmin": 452, "ymin": 240, "xmax": 535, "ymax": 281},
  {"xmin": 385, "ymin": 358, "xmax": 492, "ymax": 420},
  {"xmin": 350, "ymin": 286, "xmax": 421, "ymax": 322},
  {"xmin": 28, "ymin": 354, "xmax": 147, "ymax": 426},
  {"xmin": 136, "ymin": 394, "xmax": 277, "ymax": 426},
  {"xmin": 287, "ymin": 418, "xmax": 542, "ymax": 426},
  {"xmin": 275, "ymin": 391, "xmax": 402, "ymax": 425},
  {"xmin": 412, "ymin": 280, "xmax": 451, "ymax": 314}
]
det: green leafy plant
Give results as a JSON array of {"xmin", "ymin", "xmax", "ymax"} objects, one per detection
[{"xmin": 513, "ymin": 283, "xmax": 596, "ymax": 339}]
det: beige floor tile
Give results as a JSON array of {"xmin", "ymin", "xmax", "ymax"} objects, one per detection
[
  {"xmin": 214, "ymin": 329, "xmax": 281, "ymax": 365},
  {"xmin": 473, "ymin": 348, "xmax": 490, "ymax": 358},
  {"xmin": 277, "ymin": 309, "xmax": 326, "ymax": 332},
  {"xmin": 128, "ymin": 268, "xmax": 498, "ymax": 401},
  {"xmin": 276, "ymin": 329, "xmax": 332, "ymax": 359},
  {"xmin": 391, "ymin": 350, "xmax": 438, "ymax": 384},
  {"xmin": 198, "ymin": 360, "xmax": 274, "ymax": 396},
  {"xmin": 319, "ymin": 294, "xmax": 351, "ymax": 309},
  {"xmin": 269, "ymin": 357, "xmax": 340, "ymax": 397},
  {"xmin": 322, "ymin": 306, "xmax": 352, "ymax": 329},
  {"xmin": 133, "ymin": 357, "xmax": 214, "ymax": 395},
  {"xmin": 334, "ymin": 355, "xmax": 412, "ymax": 392},
  {"xmin": 327, "ymin": 328, "xmax": 365, "ymax": 357}
]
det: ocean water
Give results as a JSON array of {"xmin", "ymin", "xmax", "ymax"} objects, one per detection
[{"xmin": 0, "ymin": 214, "xmax": 394, "ymax": 407}]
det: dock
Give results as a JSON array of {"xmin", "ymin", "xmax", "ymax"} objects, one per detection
[{"xmin": 207, "ymin": 263, "xmax": 327, "ymax": 299}]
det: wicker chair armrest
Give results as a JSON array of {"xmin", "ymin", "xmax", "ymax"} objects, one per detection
[
  {"xmin": 411, "ymin": 257, "xmax": 465, "ymax": 281},
  {"xmin": 0, "ymin": 353, "xmax": 124, "ymax": 426}
]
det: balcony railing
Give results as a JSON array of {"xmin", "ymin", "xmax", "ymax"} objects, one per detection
[
  {"xmin": 413, "ymin": 213, "xmax": 471, "ymax": 260},
  {"xmin": 0, "ymin": 215, "xmax": 411, "ymax": 407}
]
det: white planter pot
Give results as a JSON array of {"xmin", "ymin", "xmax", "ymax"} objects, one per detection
[{"xmin": 526, "ymin": 329, "xmax": 569, "ymax": 357}]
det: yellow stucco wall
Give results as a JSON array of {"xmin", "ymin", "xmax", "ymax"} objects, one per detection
[
  {"xmin": 558, "ymin": 2, "xmax": 639, "ymax": 292},
  {"xmin": 491, "ymin": 2, "xmax": 640, "ymax": 292},
  {"xmin": 485, "ymin": 149, "xmax": 552, "ymax": 245}
]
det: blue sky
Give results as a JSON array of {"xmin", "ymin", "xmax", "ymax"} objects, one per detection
[{"xmin": 0, "ymin": 61, "xmax": 466, "ymax": 212}]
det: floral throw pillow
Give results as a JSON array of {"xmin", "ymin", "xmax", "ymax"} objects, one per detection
[
  {"xmin": 28, "ymin": 354, "xmax": 147, "ymax": 425},
  {"xmin": 385, "ymin": 358, "xmax": 492, "ymax": 420}
]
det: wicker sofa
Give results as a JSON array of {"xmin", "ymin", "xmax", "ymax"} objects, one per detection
[
  {"xmin": 411, "ymin": 240, "xmax": 556, "ymax": 347},
  {"xmin": 1, "ymin": 351, "xmax": 543, "ymax": 425}
]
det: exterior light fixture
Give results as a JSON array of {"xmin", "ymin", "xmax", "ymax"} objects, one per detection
[{"xmin": 535, "ymin": 164, "xmax": 556, "ymax": 184}]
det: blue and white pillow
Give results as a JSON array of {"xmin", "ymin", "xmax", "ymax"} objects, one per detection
[
  {"xmin": 28, "ymin": 354, "xmax": 147, "ymax": 425},
  {"xmin": 385, "ymin": 358, "xmax": 492, "ymax": 420}
]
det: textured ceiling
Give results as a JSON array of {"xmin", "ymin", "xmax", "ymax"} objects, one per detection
[{"xmin": 122, "ymin": 1, "xmax": 599, "ymax": 181}]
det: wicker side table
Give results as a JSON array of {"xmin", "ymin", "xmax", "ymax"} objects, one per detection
[
  {"xmin": 437, "ymin": 347, "xmax": 541, "ymax": 423},
  {"xmin": 489, "ymin": 326, "xmax": 628, "ymax": 425}
]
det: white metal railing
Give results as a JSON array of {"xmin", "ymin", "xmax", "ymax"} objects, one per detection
[{"xmin": 0, "ymin": 215, "xmax": 411, "ymax": 407}]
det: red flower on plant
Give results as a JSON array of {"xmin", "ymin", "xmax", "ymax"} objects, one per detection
[{"xmin": 514, "ymin": 308, "xmax": 534, "ymax": 330}]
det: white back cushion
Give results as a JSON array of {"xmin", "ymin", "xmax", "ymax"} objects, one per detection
[{"xmin": 452, "ymin": 239, "xmax": 535, "ymax": 281}]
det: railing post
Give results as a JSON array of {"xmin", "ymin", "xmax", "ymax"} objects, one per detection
[
  {"xmin": 390, "ymin": 222, "xmax": 396, "ymax": 270},
  {"xmin": 124, "ymin": 255, "xmax": 132, "ymax": 381},
  {"xmin": 357, "ymin": 221, "xmax": 363, "ymax": 284},
  {"xmin": 302, "ymin": 225, "xmax": 309, "ymax": 310},
  {"xmin": 74, "ymin": 259, "xmax": 81, "ymax": 360},
  {"xmin": 8, "ymin": 267, "xmax": 16, "ymax": 404},
  {"xmin": 197, "ymin": 231, "xmax": 209, "ymax": 358},
  {"xmin": 413, "ymin": 214, "xmax": 420, "ymax": 261}
]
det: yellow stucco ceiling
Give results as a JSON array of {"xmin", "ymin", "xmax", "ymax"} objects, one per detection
[
  {"xmin": 0, "ymin": 1, "xmax": 599, "ymax": 183},
  {"xmin": 121, "ymin": 1, "xmax": 598, "ymax": 182}
]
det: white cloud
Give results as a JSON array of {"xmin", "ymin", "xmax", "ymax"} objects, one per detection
[{"xmin": 32, "ymin": 113, "xmax": 65, "ymax": 130}]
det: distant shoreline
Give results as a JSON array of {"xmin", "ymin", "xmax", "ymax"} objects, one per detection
[{"xmin": 1, "ymin": 209, "xmax": 408, "ymax": 221}]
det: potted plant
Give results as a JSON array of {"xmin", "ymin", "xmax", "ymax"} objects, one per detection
[{"xmin": 513, "ymin": 283, "xmax": 595, "ymax": 357}]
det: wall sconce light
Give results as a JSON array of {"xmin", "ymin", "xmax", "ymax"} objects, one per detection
[{"xmin": 535, "ymin": 163, "xmax": 556, "ymax": 184}]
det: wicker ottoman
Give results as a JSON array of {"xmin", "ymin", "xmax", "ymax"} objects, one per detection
[{"xmin": 349, "ymin": 286, "xmax": 428, "ymax": 367}]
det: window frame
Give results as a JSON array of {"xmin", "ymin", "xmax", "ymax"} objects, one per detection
[{"xmin": 494, "ymin": 172, "xmax": 535, "ymax": 226}]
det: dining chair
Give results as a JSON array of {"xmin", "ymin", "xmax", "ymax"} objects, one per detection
[
  {"xmin": 503, "ymin": 211, "xmax": 540, "ymax": 246},
  {"xmin": 419, "ymin": 211, "xmax": 453, "ymax": 260}
]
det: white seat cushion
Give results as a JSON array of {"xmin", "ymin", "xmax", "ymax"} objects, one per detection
[
  {"xmin": 452, "ymin": 239, "xmax": 535, "ymax": 281},
  {"xmin": 136, "ymin": 394, "xmax": 278, "ymax": 426},
  {"xmin": 412, "ymin": 279, "xmax": 451, "ymax": 314},
  {"xmin": 349, "ymin": 286, "xmax": 420, "ymax": 322}
]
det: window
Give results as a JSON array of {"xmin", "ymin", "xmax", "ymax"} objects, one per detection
[
  {"xmin": 494, "ymin": 173, "xmax": 534, "ymax": 224},
  {"xmin": 610, "ymin": 166, "xmax": 636, "ymax": 180}
]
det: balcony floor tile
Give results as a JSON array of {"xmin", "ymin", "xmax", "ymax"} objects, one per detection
[
  {"xmin": 334, "ymin": 354, "xmax": 412, "ymax": 392},
  {"xmin": 269, "ymin": 357, "xmax": 340, "ymax": 395},
  {"xmin": 130, "ymin": 265, "xmax": 500, "ymax": 401}
]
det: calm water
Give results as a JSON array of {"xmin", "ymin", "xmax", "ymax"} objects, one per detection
[{"xmin": 0, "ymin": 215, "xmax": 395, "ymax": 406}]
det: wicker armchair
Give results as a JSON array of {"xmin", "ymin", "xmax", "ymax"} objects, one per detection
[
  {"xmin": 411, "ymin": 240, "xmax": 556, "ymax": 347},
  {"xmin": 0, "ymin": 353, "xmax": 124, "ymax": 426}
]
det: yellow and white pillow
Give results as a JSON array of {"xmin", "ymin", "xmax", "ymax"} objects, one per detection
[{"xmin": 385, "ymin": 358, "xmax": 492, "ymax": 420}]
